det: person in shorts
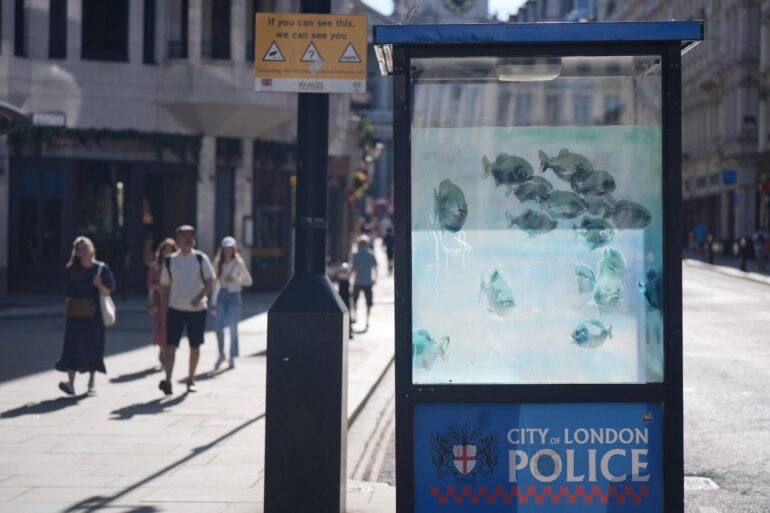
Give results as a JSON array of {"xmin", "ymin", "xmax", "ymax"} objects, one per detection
[
  {"xmin": 159, "ymin": 225, "xmax": 216, "ymax": 395},
  {"xmin": 351, "ymin": 235, "xmax": 378, "ymax": 331}
]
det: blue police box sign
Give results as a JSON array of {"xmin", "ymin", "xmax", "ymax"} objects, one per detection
[{"xmin": 414, "ymin": 403, "xmax": 663, "ymax": 512}]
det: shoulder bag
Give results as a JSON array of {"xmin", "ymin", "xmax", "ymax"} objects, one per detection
[{"xmin": 97, "ymin": 264, "xmax": 117, "ymax": 327}]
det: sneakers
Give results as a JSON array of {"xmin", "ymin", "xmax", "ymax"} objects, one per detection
[
  {"xmin": 87, "ymin": 383, "xmax": 97, "ymax": 396},
  {"xmin": 58, "ymin": 382, "xmax": 75, "ymax": 396},
  {"xmin": 228, "ymin": 358, "xmax": 235, "ymax": 369},
  {"xmin": 186, "ymin": 380, "xmax": 197, "ymax": 393},
  {"xmin": 159, "ymin": 379, "xmax": 172, "ymax": 396},
  {"xmin": 214, "ymin": 353, "xmax": 225, "ymax": 370}
]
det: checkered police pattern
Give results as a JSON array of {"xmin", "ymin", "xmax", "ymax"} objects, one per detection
[{"xmin": 429, "ymin": 484, "xmax": 651, "ymax": 506}]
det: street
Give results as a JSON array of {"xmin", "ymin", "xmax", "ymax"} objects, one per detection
[{"xmin": 350, "ymin": 261, "xmax": 770, "ymax": 513}]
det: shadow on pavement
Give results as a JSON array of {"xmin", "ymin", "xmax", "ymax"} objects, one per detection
[
  {"xmin": 177, "ymin": 367, "xmax": 232, "ymax": 383},
  {"xmin": 63, "ymin": 412, "xmax": 266, "ymax": 513},
  {"xmin": 249, "ymin": 350, "xmax": 266, "ymax": 358},
  {"xmin": 109, "ymin": 367, "xmax": 161, "ymax": 384},
  {"xmin": 0, "ymin": 395, "xmax": 89, "ymax": 418},
  {"xmin": 110, "ymin": 393, "xmax": 188, "ymax": 420}
]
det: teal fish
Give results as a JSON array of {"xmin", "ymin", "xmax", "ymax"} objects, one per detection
[
  {"xmin": 482, "ymin": 153, "xmax": 534, "ymax": 194},
  {"xmin": 412, "ymin": 329, "xmax": 450, "ymax": 370},
  {"xmin": 575, "ymin": 263, "xmax": 596, "ymax": 294},
  {"xmin": 542, "ymin": 190, "xmax": 587, "ymax": 219},
  {"xmin": 480, "ymin": 270, "xmax": 516, "ymax": 316},
  {"xmin": 434, "ymin": 179, "xmax": 468, "ymax": 233},
  {"xmin": 638, "ymin": 269, "xmax": 662, "ymax": 311},
  {"xmin": 571, "ymin": 319, "xmax": 613, "ymax": 348},
  {"xmin": 603, "ymin": 200, "xmax": 652, "ymax": 229},
  {"xmin": 602, "ymin": 247, "xmax": 627, "ymax": 274},
  {"xmin": 571, "ymin": 169, "xmax": 616, "ymax": 196},
  {"xmin": 573, "ymin": 217, "xmax": 615, "ymax": 250},
  {"xmin": 538, "ymin": 149, "xmax": 594, "ymax": 182},
  {"xmin": 513, "ymin": 176, "xmax": 554, "ymax": 203},
  {"xmin": 506, "ymin": 209, "xmax": 558, "ymax": 237},
  {"xmin": 592, "ymin": 259, "xmax": 624, "ymax": 310}
]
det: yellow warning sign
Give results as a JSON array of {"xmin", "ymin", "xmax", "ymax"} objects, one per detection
[{"xmin": 254, "ymin": 13, "xmax": 367, "ymax": 94}]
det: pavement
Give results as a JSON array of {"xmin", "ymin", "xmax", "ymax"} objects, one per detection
[
  {"xmin": 683, "ymin": 250, "xmax": 770, "ymax": 286},
  {"xmin": 0, "ymin": 249, "xmax": 396, "ymax": 512}
]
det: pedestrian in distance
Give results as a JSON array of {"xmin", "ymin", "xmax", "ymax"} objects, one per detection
[
  {"xmin": 56, "ymin": 236, "xmax": 115, "ymax": 396},
  {"xmin": 739, "ymin": 237, "xmax": 748, "ymax": 272},
  {"xmin": 159, "ymin": 225, "xmax": 216, "ymax": 395},
  {"xmin": 335, "ymin": 262, "xmax": 354, "ymax": 338},
  {"xmin": 383, "ymin": 227, "xmax": 395, "ymax": 275},
  {"xmin": 146, "ymin": 238, "xmax": 179, "ymax": 370},
  {"xmin": 351, "ymin": 234, "xmax": 378, "ymax": 331},
  {"xmin": 753, "ymin": 228, "xmax": 768, "ymax": 272},
  {"xmin": 211, "ymin": 236, "xmax": 253, "ymax": 370},
  {"xmin": 707, "ymin": 233, "xmax": 715, "ymax": 264}
]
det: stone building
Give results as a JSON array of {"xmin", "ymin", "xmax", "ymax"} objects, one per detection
[
  {"xmin": 0, "ymin": 0, "xmax": 356, "ymax": 293},
  {"xmin": 610, "ymin": 0, "xmax": 764, "ymax": 247}
]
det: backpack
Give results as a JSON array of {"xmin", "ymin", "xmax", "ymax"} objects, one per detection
[{"xmin": 165, "ymin": 251, "xmax": 206, "ymax": 285}]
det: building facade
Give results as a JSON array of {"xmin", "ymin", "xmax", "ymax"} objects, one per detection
[
  {"xmin": 610, "ymin": 0, "xmax": 764, "ymax": 248},
  {"xmin": 0, "ymin": 0, "xmax": 356, "ymax": 293}
]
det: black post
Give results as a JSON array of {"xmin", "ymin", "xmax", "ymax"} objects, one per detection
[{"xmin": 264, "ymin": 0, "xmax": 348, "ymax": 510}]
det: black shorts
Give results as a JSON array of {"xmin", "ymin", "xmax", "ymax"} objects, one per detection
[
  {"xmin": 166, "ymin": 308, "xmax": 207, "ymax": 348},
  {"xmin": 353, "ymin": 285, "xmax": 373, "ymax": 308}
]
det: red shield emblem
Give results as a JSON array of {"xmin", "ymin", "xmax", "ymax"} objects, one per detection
[{"xmin": 452, "ymin": 444, "xmax": 477, "ymax": 475}]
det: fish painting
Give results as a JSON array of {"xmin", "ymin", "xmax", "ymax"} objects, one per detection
[
  {"xmin": 570, "ymin": 169, "xmax": 616, "ymax": 196},
  {"xmin": 538, "ymin": 149, "xmax": 594, "ymax": 182},
  {"xmin": 573, "ymin": 217, "xmax": 615, "ymax": 250},
  {"xmin": 638, "ymin": 269, "xmax": 662, "ymax": 310},
  {"xmin": 512, "ymin": 176, "xmax": 554, "ymax": 203},
  {"xmin": 602, "ymin": 247, "xmax": 627, "ymax": 274},
  {"xmin": 592, "ymin": 259, "xmax": 624, "ymax": 310},
  {"xmin": 541, "ymin": 190, "xmax": 587, "ymax": 219},
  {"xmin": 480, "ymin": 270, "xmax": 516, "ymax": 316},
  {"xmin": 412, "ymin": 329, "xmax": 450, "ymax": 370},
  {"xmin": 506, "ymin": 209, "xmax": 558, "ymax": 237},
  {"xmin": 603, "ymin": 200, "xmax": 652, "ymax": 229},
  {"xmin": 571, "ymin": 319, "xmax": 613, "ymax": 348},
  {"xmin": 434, "ymin": 179, "xmax": 468, "ymax": 233},
  {"xmin": 482, "ymin": 153, "xmax": 534, "ymax": 194}
]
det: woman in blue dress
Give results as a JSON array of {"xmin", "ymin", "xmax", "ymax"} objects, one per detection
[{"xmin": 56, "ymin": 236, "xmax": 115, "ymax": 396}]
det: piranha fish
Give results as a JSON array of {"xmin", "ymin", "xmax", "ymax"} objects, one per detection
[
  {"xmin": 593, "ymin": 259, "xmax": 624, "ymax": 310},
  {"xmin": 602, "ymin": 247, "xmax": 627, "ymax": 274},
  {"xmin": 538, "ymin": 149, "xmax": 594, "ymax": 182},
  {"xmin": 412, "ymin": 329, "xmax": 450, "ymax": 370},
  {"xmin": 434, "ymin": 179, "xmax": 468, "ymax": 233},
  {"xmin": 482, "ymin": 153, "xmax": 535, "ymax": 194},
  {"xmin": 541, "ymin": 190, "xmax": 587, "ymax": 219},
  {"xmin": 570, "ymin": 169, "xmax": 616, "ymax": 196},
  {"xmin": 603, "ymin": 200, "xmax": 652, "ymax": 229},
  {"xmin": 506, "ymin": 209, "xmax": 558, "ymax": 238},
  {"xmin": 573, "ymin": 217, "xmax": 615, "ymax": 250},
  {"xmin": 638, "ymin": 268, "xmax": 662, "ymax": 311},
  {"xmin": 480, "ymin": 270, "xmax": 516, "ymax": 316},
  {"xmin": 571, "ymin": 319, "xmax": 613, "ymax": 348},
  {"xmin": 583, "ymin": 193, "xmax": 614, "ymax": 216},
  {"xmin": 513, "ymin": 176, "xmax": 554, "ymax": 203},
  {"xmin": 575, "ymin": 263, "xmax": 597, "ymax": 294}
]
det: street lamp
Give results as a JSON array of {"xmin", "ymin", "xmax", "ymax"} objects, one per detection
[{"xmin": 0, "ymin": 101, "xmax": 31, "ymax": 135}]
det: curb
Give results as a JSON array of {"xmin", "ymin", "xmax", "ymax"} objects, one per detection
[
  {"xmin": 684, "ymin": 258, "xmax": 770, "ymax": 286},
  {"xmin": 348, "ymin": 357, "xmax": 395, "ymax": 427}
]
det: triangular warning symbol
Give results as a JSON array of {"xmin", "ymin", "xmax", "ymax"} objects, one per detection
[
  {"xmin": 300, "ymin": 42, "xmax": 323, "ymax": 62},
  {"xmin": 262, "ymin": 41, "xmax": 285, "ymax": 61},
  {"xmin": 339, "ymin": 43, "xmax": 361, "ymax": 63}
]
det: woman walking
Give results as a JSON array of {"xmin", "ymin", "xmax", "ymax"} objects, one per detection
[
  {"xmin": 56, "ymin": 236, "xmax": 115, "ymax": 396},
  {"xmin": 211, "ymin": 237, "xmax": 253, "ymax": 369},
  {"xmin": 146, "ymin": 238, "xmax": 178, "ymax": 369}
]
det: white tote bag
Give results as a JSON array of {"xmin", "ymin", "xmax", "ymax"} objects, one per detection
[{"xmin": 97, "ymin": 264, "xmax": 116, "ymax": 327}]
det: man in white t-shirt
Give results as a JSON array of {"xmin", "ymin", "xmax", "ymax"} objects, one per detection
[{"xmin": 159, "ymin": 225, "xmax": 216, "ymax": 395}]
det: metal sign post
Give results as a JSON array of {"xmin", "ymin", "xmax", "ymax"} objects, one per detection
[{"xmin": 375, "ymin": 21, "xmax": 702, "ymax": 513}]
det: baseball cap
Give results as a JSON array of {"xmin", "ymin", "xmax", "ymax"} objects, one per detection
[
  {"xmin": 175, "ymin": 225, "xmax": 196, "ymax": 235},
  {"xmin": 221, "ymin": 236, "xmax": 237, "ymax": 248}
]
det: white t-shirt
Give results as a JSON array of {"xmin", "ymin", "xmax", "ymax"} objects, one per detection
[{"xmin": 160, "ymin": 250, "xmax": 216, "ymax": 312}]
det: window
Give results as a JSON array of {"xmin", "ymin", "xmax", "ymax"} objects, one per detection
[
  {"xmin": 202, "ymin": 0, "xmax": 230, "ymax": 60},
  {"xmin": 246, "ymin": 0, "xmax": 275, "ymax": 61},
  {"xmin": 573, "ymin": 94, "xmax": 591, "ymax": 124},
  {"xmin": 49, "ymin": 0, "xmax": 67, "ymax": 59},
  {"xmin": 81, "ymin": 0, "xmax": 129, "ymax": 62},
  {"xmin": 545, "ymin": 94, "xmax": 560, "ymax": 124},
  {"xmin": 167, "ymin": 0, "xmax": 188, "ymax": 59},
  {"xmin": 514, "ymin": 93, "xmax": 531, "ymax": 125},
  {"xmin": 143, "ymin": 0, "xmax": 156, "ymax": 64},
  {"xmin": 14, "ymin": 0, "xmax": 27, "ymax": 57},
  {"xmin": 603, "ymin": 95, "xmax": 621, "ymax": 124}
]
